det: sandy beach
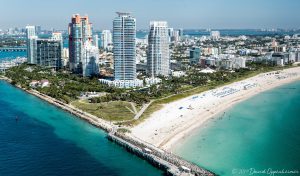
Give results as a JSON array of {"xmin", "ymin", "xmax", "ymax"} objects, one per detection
[{"xmin": 130, "ymin": 67, "xmax": 300, "ymax": 151}]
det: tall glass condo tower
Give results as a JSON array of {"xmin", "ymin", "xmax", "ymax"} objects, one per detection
[{"xmin": 113, "ymin": 12, "xmax": 136, "ymax": 80}]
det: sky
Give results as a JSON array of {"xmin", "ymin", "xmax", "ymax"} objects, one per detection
[{"xmin": 0, "ymin": 0, "xmax": 299, "ymax": 30}]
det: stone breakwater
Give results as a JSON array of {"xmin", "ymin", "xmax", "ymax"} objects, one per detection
[{"xmin": 25, "ymin": 89, "xmax": 114, "ymax": 132}]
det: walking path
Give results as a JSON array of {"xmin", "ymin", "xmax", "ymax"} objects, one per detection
[{"xmin": 134, "ymin": 100, "xmax": 154, "ymax": 120}]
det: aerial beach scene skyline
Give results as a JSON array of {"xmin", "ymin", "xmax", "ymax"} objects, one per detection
[{"xmin": 0, "ymin": 0, "xmax": 300, "ymax": 176}]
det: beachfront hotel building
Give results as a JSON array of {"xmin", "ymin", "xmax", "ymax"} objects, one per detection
[
  {"xmin": 113, "ymin": 12, "xmax": 136, "ymax": 81},
  {"xmin": 68, "ymin": 14, "xmax": 93, "ymax": 74},
  {"xmin": 26, "ymin": 26, "xmax": 37, "ymax": 64},
  {"xmin": 147, "ymin": 21, "xmax": 170, "ymax": 77}
]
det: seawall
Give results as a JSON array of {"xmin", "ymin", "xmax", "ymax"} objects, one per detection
[{"xmin": 25, "ymin": 89, "xmax": 113, "ymax": 132}]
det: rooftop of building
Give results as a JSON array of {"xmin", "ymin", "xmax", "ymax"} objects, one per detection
[{"xmin": 116, "ymin": 12, "xmax": 132, "ymax": 17}]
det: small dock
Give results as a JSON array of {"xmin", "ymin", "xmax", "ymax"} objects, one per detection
[
  {"xmin": 0, "ymin": 47, "xmax": 27, "ymax": 52},
  {"xmin": 107, "ymin": 132, "xmax": 215, "ymax": 176}
]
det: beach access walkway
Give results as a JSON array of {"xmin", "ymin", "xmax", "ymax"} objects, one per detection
[{"xmin": 134, "ymin": 100, "xmax": 154, "ymax": 120}]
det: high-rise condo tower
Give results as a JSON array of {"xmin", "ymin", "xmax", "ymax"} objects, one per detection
[
  {"xmin": 68, "ymin": 14, "xmax": 92, "ymax": 73},
  {"xmin": 113, "ymin": 12, "xmax": 136, "ymax": 80},
  {"xmin": 147, "ymin": 21, "xmax": 170, "ymax": 77},
  {"xmin": 26, "ymin": 26, "xmax": 37, "ymax": 64}
]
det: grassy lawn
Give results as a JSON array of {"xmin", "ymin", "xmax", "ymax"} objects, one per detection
[
  {"xmin": 123, "ymin": 103, "xmax": 163, "ymax": 127},
  {"xmin": 71, "ymin": 100, "xmax": 140, "ymax": 121}
]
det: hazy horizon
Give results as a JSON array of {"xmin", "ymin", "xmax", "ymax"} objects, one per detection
[{"xmin": 0, "ymin": 0, "xmax": 299, "ymax": 30}]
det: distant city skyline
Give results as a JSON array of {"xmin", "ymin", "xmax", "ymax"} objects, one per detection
[{"xmin": 0, "ymin": 0, "xmax": 300, "ymax": 30}]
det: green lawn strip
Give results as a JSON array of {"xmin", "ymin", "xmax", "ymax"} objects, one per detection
[{"xmin": 71, "ymin": 100, "xmax": 137, "ymax": 121}]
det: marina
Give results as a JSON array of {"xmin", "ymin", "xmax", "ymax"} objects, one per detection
[{"xmin": 0, "ymin": 57, "xmax": 27, "ymax": 72}]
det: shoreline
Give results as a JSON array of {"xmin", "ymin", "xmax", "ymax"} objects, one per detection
[
  {"xmin": 3, "ymin": 66, "xmax": 300, "ymax": 175},
  {"xmin": 26, "ymin": 89, "xmax": 114, "ymax": 132},
  {"xmin": 0, "ymin": 78, "xmax": 114, "ymax": 132},
  {"xmin": 0, "ymin": 78, "xmax": 214, "ymax": 175},
  {"xmin": 130, "ymin": 67, "xmax": 300, "ymax": 151},
  {"xmin": 165, "ymin": 77, "xmax": 299, "ymax": 151}
]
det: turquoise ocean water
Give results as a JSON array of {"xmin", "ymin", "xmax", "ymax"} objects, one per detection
[
  {"xmin": 0, "ymin": 81, "xmax": 162, "ymax": 176},
  {"xmin": 174, "ymin": 81, "xmax": 300, "ymax": 175}
]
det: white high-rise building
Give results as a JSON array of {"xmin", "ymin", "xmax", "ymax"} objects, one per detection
[
  {"xmin": 101, "ymin": 30, "xmax": 112, "ymax": 50},
  {"xmin": 51, "ymin": 32, "xmax": 63, "ymax": 59},
  {"xmin": 93, "ymin": 34, "xmax": 99, "ymax": 49},
  {"xmin": 82, "ymin": 42, "xmax": 99, "ymax": 77},
  {"xmin": 26, "ymin": 26, "xmax": 37, "ymax": 64},
  {"xmin": 99, "ymin": 12, "xmax": 142, "ymax": 88},
  {"xmin": 51, "ymin": 32, "xmax": 62, "ymax": 40},
  {"xmin": 113, "ymin": 12, "xmax": 136, "ymax": 81},
  {"xmin": 147, "ymin": 21, "xmax": 170, "ymax": 77},
  {"xmin": 26, "ymin": 26, "xmax": 36, "ymax": 38},
  {"xmin": 62, "ymin": 48, "xmax": 69, "ymax": 67},
  {"xmin": 210, "ymin": 31, "xmax": 220, "ymax": 40},
  {"xmin": 167, "ymin": 28, "xmax": 174, "ymax": 42},
  {"xmin": 172, "ymin": 30, "xmax": 180, "ymax": 42}
]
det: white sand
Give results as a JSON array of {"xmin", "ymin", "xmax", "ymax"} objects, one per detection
[{"xmin": 130, "ymin": 67, "xmax": 300, "ymax": 151}]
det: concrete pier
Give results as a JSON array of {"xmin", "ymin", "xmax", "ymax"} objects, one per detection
[{"xmin": 107, "ymin": 132, "xmax": 215, "ymax": 176}]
